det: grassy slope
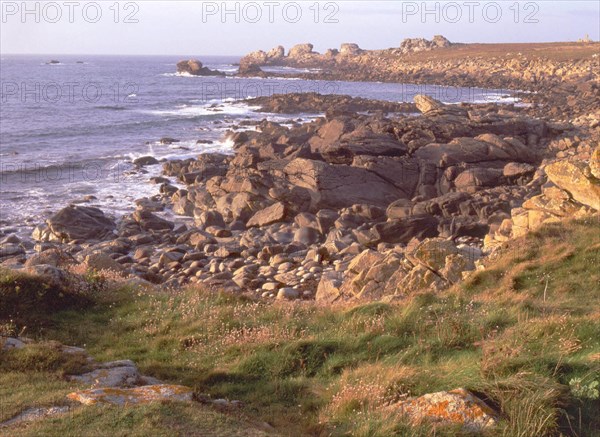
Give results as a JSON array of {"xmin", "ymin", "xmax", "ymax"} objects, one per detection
[{"xmin": 1, "ymin": 216, "xmax": 599, "ymax": 436}]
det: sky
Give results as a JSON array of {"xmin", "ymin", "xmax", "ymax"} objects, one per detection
[{"xmin": 1, "ymin": 1, "xmax": 599, "ymax": 56}]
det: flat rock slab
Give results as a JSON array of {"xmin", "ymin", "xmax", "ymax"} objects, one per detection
[
  {"xmin": 67, "ymin": 364, "xmax": 140, "ymax": 388},
  {"xmin": 0, "ymin": 406, "xmax": 70, "ymax": 428},
  {"xmin": 67, "ymin": 384, "xmax": 194, "ymax": 406}
]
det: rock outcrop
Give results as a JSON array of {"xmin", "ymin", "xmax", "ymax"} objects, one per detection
[
  {"xmin": 176, "ymin": 59, "xmax": 225, "ymax": 76},
  {"xmin": 68, "ymin": 385, "xmax": 195, "ymax": 406},
  {"xmin": 397, "ymin": 35, "xmax": 453, "ymax": 54},
  {"xmin": 392, "ymin": 388, "xmax": 499, "ymax": 432}
]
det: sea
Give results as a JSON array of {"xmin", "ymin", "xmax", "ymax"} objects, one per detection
[{"xmin": 0, "ymin": 55, "xmax": 519, "ymax": 237}]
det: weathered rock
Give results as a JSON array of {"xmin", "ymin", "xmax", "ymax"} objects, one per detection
[
  {"xmin": 503, "ymin": 162, "xmax": 535, "ymax": 178},
  {"xmin": 393, "ymin": 388, "xmax": 498, "ymax": 432},
  {"xmin": 46, "ymin": 206, "xmax": 116, "ymax": 242},
  {"xmin": 590, "ymin": 146, "xmax": 600, "ymax": 179},
  {"xmin": 347, "ymin": 250, "xmax": 385, "ymax": 274},
  {"xmin": 284, "ymin": 158, "xmax": 404, "ymax": 210},
  {"xmin": 133, "ymin": 156, "xmax": 159, "ymax": 167},
  {"xmin": 276, "ymin": 288, "xmax": 300, "ymax": 300},
  {"xmin": 315, "ymin": 271, "xmax": 343, "ymax": 303},
  {"xmin": 288, "ymin": 43, "xmax": 314, "ymax": 58},
  {"xmin": 132, "ymin": 210, "xmax": 174, "ymax": 231},
  {"xmin": 24, "ymin": 248, "xmax": 75, "ymax": 268},
  {"xmin": 399, "ymin": 35, "xmax": 452, "ymax": 55},
  {"xmin": 67, "ymin": 361, "xmax": 141, "ymax": 388},
  {"xmin": 339, "ymin": 43, "xmax": 362, "ymax": 56},
  {"xmin": 454, "ymin": 168, "xmax": 504, "ymax": 192},
  {"xmin": 0, "ymin": 406, "xmax": 70, "ymax": 428},
  {"xmin": 26, "ymin": 264, "xmax": 69, "ymax": 287},
  {"xmin": 0, "ymin": 243, "xmax": 24, "ymax": 259},
  {"xmin": 405, "ymin": 238, "xmax": 458, "ymax": 273},
  {"xmin": 1, "ymin": 337, "xmax": 26, "ymax": 350},
  {"xmin": 247, "ymin": 202, "xmax": 287, "ymax": 227},
  {"xmin": 415, "ymin": 135, "xmax": 537, "ymax": 167},
  {"xmin": 176, "ymin": 59, "xmax": 225, "ymax": 77},
  {"xmin": 67, "ymin": 385, "xmax": 194, "ymax": 406},
  {"xmin": 83, "ymin": 253, "xmax": 126, "ymax": 274},
  {"xmin": 414, "ymin": 94, "xmax": 445, "ymax": 114},
  {"xmin": 545, "ymin": 160, "xmax": 600, "ymax": 210}
]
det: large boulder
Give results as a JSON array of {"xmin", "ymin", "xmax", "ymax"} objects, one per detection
[
  {"xmin": 132, "ymin": 210, "xmax": 174, "ymax": 231},
  {"xmin": 82, "ymin": 253, "xmax": 126, "ymax": 275},
  {"xmin": 0, "ymin": 243, "xmax": 25, "ymax": 259},
  {"xmin": 414, "ymin": 95, "xmax": 445, "ymax": 114},
  {"xmin": 339, "ymin": 43, "xmax": 362, "ymax": 55},
  {"xmin": 238, "ymin": 62, "xmax": 265, "ymax": 76},
  {"xmin": 399, "ymin": 36, "xmax": 452, "ymax": 54},
  {"xmin": 288, "ymin": 43, "xmax": 314, "ymax": 58},
  {"xmin": 177, "ymin": 59, "xmax": 203, "ymax": 74},
  {"xmin": 545, "ymin": 160, "xmax": 600, "ymax": 210},
  {"xmin": 351, "ymin": 156, "xmax": 419, "ymax": 198},
  {"xmin": 283, "ymin": 158, "xmax": 405, "ymax": 210},
  {"xmin": 176, "ymin": 59, "xmax": 225, "ymax": 77},
  {"xmin": 246, "ymin": 202, "xmax": 287, "ymax": 227},
  {"xmin": 415, "ymin": 135, "xmax": 537, "ymax": 167},
  {"xmin": 454, "ymin": 168, "xmax": 504, "ymax": 192},
  {"xmin": 318, "ymin": 131, "xmax": 408, "ymax": 164},
  {"xmin": 405, "ymin": 238, "xmax": 459, "ymax": 273},
  {"xmin": 432, "ymin": 35, "xmax": 452, "ymax": 48},
  {"xmin": 315, "ymin": 271, "xmax": 343, "ymax": 302},
  {"xmin": 267, "ymin": 45, "xmax": 285, "ymax": 61},
  {"xmin": 361, "ymin": 215, "xmax": 440, "ymax": 245},
  {"xmin": 46, "ymin": 206, "xmax": 116, "ymax": 242},
  {"xmin": 590, "ymin": 146, "xmax": 600, "ymax": 179},
  {"xmin": 24, "ymin": 248, "xmax": 75, "ymax": 268}
]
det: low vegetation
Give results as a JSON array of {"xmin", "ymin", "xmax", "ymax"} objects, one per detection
[{"xmin": 1, "ymin": 217, "xmax": 599, "ymax": 436}]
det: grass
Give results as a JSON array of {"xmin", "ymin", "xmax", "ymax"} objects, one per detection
[{"xmin": 0, "ymin": 216, "xmax": 599, "ymax": 436}]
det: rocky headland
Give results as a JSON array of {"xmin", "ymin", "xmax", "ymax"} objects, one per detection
[{"xmin": 239, "ymin": 37, "xmax": 600, "ymax": 120}]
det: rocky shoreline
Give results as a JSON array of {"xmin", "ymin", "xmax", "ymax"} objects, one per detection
[
  {"xmin": 1, "ymin": 39, "xmax": 599, "ymax": 301},
  {"xmin": 239, "ymin": 37, "xmax": 600, "ymax": 121},
  {"xmin": 1, "ymin": 77, "xmax": 598, "ymax": 301}
]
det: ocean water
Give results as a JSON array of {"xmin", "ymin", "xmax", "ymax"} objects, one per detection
[{"xmin": 0, "ymin": 55, "xmax": 517, "ymax": 234}]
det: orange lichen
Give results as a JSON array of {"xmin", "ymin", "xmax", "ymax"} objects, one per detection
[{"xmin": 394, "ymin": 388, "xmax": 498, "ymax": 431}]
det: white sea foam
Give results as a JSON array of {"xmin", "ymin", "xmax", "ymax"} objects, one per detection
[{"xmin": 145, "ymin": 102, "xmax": 260, "ymax": 118}]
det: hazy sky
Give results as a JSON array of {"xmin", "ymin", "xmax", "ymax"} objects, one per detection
[{"xmin": 1, "ymin": 1, "xmax": 599, "ymax": 55}]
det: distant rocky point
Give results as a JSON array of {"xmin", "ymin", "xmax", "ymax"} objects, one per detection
[
  {"xmin": 238, "ymin": 36, "xmax": 454, "ymax": 75},
  {"xmin": 176, "ymin": 59, "xmax": 225, "ymax": 77}
]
